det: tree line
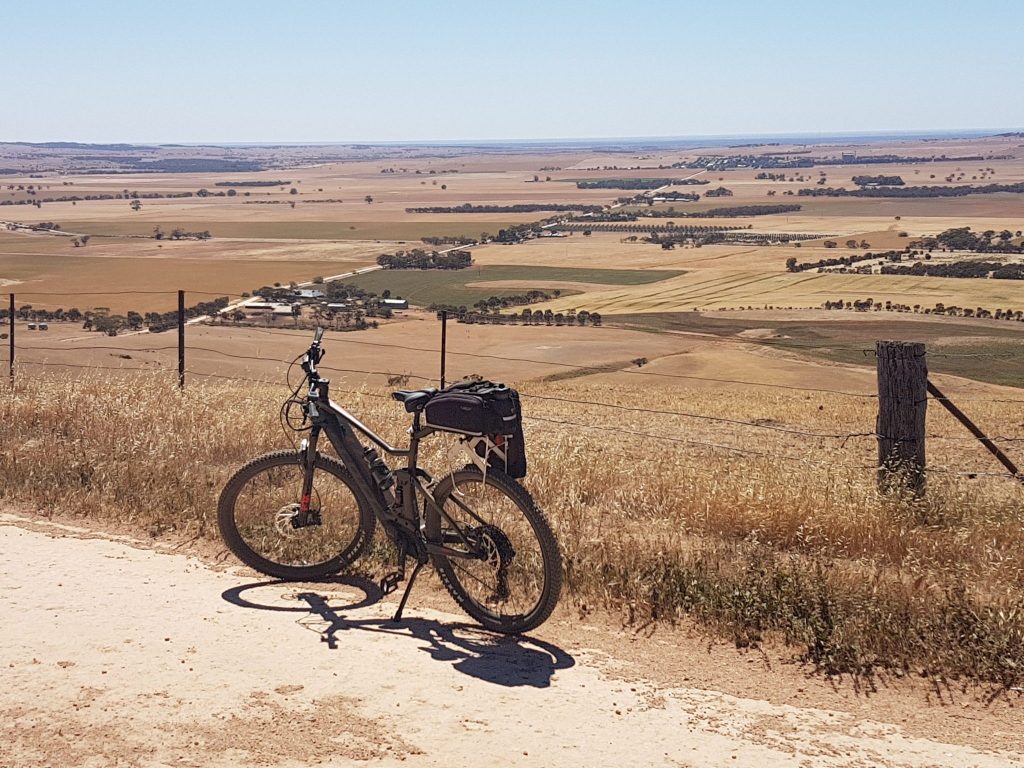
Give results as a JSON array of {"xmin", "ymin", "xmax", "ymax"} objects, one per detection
[
  {"xmin": 430, "ymin": 305, "xmax": 603, "ymax": 327},
  {"xmin": 376, "ymin": 249, "xmax": 472, "ymax": 269},
  {"xmin": 405, "ymin": 203, "xmax": 602, "ymax": 214},
  {"xmin": 881, "ymin": 260, "xmax": 1024, "ymax": 279},
  {"xmin": 1, "ymin": 190, "xmax": 197, "ymax": 207},
  {"xmin": 798, "ymin": 181, "xmax": 1024, "ymax": 198},
  {"xmin": 214, "ymin": 180, "xmax": 291, "ymax": 187},
  {"xmin": 821, "ymin": 298, "xmax": 1024, "ymax": 322},
  {"xmin": 580, "ymin": 204, "xmax": 801, "ymax": 223},
  {"xmin": 5, "ymin": 297, "xmax": 231, "ymax": 335},
  {"xmin": 852, "ymin": 175, "xmax": 904, "ymax": 186},
  {"xmin": 575, "ymin": 178, "xmax": 708, "ymax": 190}
]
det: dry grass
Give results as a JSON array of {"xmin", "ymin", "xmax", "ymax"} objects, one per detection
[{"xmin": 2, "ymin": 370, "xmax": 1023, "ymax": 687}]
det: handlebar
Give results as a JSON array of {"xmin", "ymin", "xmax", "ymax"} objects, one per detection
[{"xmin": 301, "ymin": 326, "xmax": 326, "ymax": 383}]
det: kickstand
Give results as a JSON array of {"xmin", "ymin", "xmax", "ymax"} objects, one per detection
[{"xmin": 391, "ymin": 560, "xmax": 424, "ymax": 623}]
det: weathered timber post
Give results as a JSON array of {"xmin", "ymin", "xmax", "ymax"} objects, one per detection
[
  {"xmin": 876, "ymin": 340, "xmax": 928, "ymax": 494},
  {"xmin": 177, "ymin": 290, "xmax": 186, "ymax": 390}
]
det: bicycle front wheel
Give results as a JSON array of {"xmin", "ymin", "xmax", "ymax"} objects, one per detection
[
  {"xmin": 218, "ymin": 450, "xmax": 375, "ymax": 581},
  {"xmin": 428, "ymin": 466, "xmax": 562, "ymax": 634}
]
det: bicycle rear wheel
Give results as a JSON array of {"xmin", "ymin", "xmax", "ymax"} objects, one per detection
[
  {"xmin": 428, "ymin": 466, "xmax": 562, "ymax": 634},
  {"xmin": 218, "ymin": 450, "xmax": 375, "ymax": 581}
]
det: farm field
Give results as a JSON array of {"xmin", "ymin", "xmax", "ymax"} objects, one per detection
[
  {"xmin": 537, "ymin": 262, "xmax": 1024, "ymax": 316},
  {"xmin": 4, "ymin": 133, "xmax": 1024, "ymax": 374},
  {"xmin": 340, "ymin": 264, "xmax": 684, "ymax": 308},
  {"xmin": 0, "ymin": 231, "xmax": 379, "ymax": 313}
]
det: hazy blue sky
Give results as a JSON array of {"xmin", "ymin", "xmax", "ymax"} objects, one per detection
[{"xmin": 3, "ymin": 0, "xmax": 1021, "ymax": 143}]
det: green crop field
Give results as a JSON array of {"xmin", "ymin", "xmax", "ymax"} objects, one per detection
[{"xmin": 341, "ymin": 265, "xmax": 684, "ymax": 308}]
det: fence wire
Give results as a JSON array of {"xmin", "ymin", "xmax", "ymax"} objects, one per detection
[{"xmin": 4, "ymin": 288, "xmax": 1023, "ymax": 483}]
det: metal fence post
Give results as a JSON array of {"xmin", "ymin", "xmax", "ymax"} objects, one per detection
[
  {"xmin": 876, "ymin": 340, "xmax": 928, "ymax": 494},
  {"xmin": 178, "ymin": 290, "xmax": 185, "ymax": 389},
  {"xmin": 7, "ymin": 293, "xmax": 13, "ymax": 385},
  {"xmin": 439, "ymin": 310, "xmax": 447, "ymax": 389}
]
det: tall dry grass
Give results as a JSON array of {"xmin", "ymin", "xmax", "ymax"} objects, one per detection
[{"xmin": 2, "ymin": 372, "xmax": 1023, "ymax": 686}]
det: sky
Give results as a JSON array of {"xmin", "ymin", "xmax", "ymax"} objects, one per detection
[{"xmin": 2, "ymin": 0, "xmax": 1022, "ymax": 144}]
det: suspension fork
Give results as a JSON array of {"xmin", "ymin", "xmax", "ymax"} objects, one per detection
[{"xmin": 299, "ymin": 426, "xmax": 320, "ymax": 515}]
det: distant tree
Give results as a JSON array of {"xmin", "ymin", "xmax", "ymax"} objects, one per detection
[
  {"xmin": 226, "ymin": 188, "xmax": 237, "ymax": 197},
  {"xmin": 365, "ymin": 195, "xmax": 374, "ymax": 204},
  {"xmin": 80, "ymin": 235, "xmax": 90, "ymax": 247},
  {"xmin": 196, "ymin": 188, "xmax": 210, "ymax": 198},
  {"xmin": 130, "ymin": 200, "xmax": 142, "ymax": 211},
  {"xmin": 289, "ymin": 188, "xmax": 298, "ymax": 195}
]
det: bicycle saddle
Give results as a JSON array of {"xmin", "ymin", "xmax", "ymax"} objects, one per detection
[{"xmin": 391, "ymin": 388, "xmax": 438, "ymax": 413}]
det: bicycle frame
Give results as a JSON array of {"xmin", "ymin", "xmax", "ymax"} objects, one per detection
[{"xmin": 302, "ymin": 376, "xmax": 489, "ymax": 565}]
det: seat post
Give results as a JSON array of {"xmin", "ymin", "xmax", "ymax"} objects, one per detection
[{"xmin": 407, "ymin": 413, "xmax": 421, "ymax": 471}]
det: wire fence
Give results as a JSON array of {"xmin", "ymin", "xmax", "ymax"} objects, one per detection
[{"xmin": 3, "ymin": 289, "xmax": 1023, "ymax": 485}]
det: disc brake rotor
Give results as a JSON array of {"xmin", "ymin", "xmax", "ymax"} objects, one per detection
[{"xmin": 274, "ymin": 504, "xmax": 302, "ymax": 538}]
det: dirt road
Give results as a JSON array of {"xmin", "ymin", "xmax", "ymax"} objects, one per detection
[{"xmin": 2, "ymin": 514, "xmax": 1021, "ymax": 768}]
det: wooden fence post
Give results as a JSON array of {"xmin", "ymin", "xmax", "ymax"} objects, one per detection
[{"xmin": 876, "ymin": 340, "xmax": 928, "ymax": 494}]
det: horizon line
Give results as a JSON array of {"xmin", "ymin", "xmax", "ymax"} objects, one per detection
[{"xmin": 3, "ymin": 127, "xmax": 1021, "ymax": 149}]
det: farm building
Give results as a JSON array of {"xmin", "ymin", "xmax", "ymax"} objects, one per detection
[
  {"xmin": 246, "ymin": 302, "xmax": 289, "ymax": 314},
  {"xmin": 246, "ymin": 302, "xmax": 277, "ymax": 312},
  {"xmin": 382, "ymin": 298, "xmax": 409, "ymax": 310},
  {"xmin": 294, "ymin": 288, "xmax": 325, "ymax": 299}
]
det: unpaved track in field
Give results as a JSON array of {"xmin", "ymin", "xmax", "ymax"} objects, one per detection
[{"xmin": 2, "ymin": 515, "xmax": 1021, "ymax": 768}]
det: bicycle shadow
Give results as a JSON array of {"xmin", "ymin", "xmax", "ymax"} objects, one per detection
[{"xmin": 221, "ymin": 578, "xmax": 575, "ymax": 688}]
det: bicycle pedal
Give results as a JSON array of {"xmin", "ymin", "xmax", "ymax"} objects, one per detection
[{"xmin": 380, "ymin": 571, "xmax": 403, "ymax": 596}]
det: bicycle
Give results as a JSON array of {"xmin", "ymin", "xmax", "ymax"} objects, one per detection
[{"xmin": 218, "ymin": 327, "xmax": 563, "ymax": 634}]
